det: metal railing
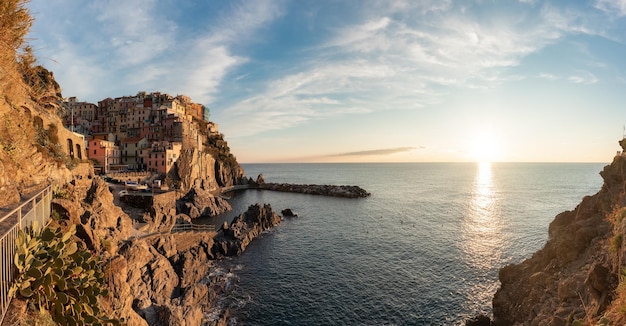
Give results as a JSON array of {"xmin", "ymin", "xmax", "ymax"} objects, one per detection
[
  {"xmin": 171, "ymin": 223, "xmax": 215, "ymax": 233},
  {"xmin": 0, "ymin": 185, "xmax": 52, "ymax": 323}
]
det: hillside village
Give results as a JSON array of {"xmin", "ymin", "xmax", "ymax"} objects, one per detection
[{"xmin": 62, "ymin": 92, "xmax": 220, "ymax": 176}]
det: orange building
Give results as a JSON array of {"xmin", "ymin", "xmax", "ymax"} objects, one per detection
[{"xmin": 88, "ymin": 139, "xmax": 121, "ymax": 174}]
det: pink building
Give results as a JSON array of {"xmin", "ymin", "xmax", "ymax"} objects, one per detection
[
  {"xmin": 146, "ymin": 141, "xmax": 182, "ymax": 174},
  {"xmin": 88, "ymin": 139, "xmax": 121, "ymax": 174}
]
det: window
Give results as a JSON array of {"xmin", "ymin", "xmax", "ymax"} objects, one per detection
[{"xmin": 94, "ymin": 149, "xmax": 96, "ymax": 155}]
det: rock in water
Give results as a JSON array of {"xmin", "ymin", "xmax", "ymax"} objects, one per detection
[
  {"xmin": 465, "ymin": 315, "xmax": 491, "ymax": 326},
  {"xmin": 213, "ymin": 203, "xmax": 282, "ymax": 256},
  {"xmin": 281, "ymin": 208, "xmax": 298, "ymax": 217},
  {"xmin": 256, "ymin": 173, "xmax": 266, "ymax": 185}
]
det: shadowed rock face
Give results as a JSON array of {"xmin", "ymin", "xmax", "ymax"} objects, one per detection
[
  {"xmin": 176, "ymin": 187, "xmax": 231, "ymax": 219},
  {"xmin": 213, "ymin": 203, "xmax": 283, "ymax": 257},
  {"xmin": 491, "ymin": 154, "xmax": 626, "ymax": 325}
]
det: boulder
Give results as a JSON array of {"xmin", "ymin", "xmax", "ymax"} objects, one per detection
[{"xmin": 281, "ymin": 208, "xmax": 298, "ymax": 217}]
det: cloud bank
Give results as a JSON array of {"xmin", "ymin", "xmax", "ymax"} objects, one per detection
[{"xmin": 329, "ymin": 147, "xmax": 419, "ymax": 157}]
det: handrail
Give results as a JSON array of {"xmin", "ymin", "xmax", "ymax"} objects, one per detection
[
  {"xmin": 0, "ymin": 185, "xmax": 51, "ymax": 230},
  {"xmin": 0, "ymin": 185, "xmax": 52, "ymax": 323},
  {"xmin": 171, "ymin": 223, "xmax": 215, "ymax": 233}
]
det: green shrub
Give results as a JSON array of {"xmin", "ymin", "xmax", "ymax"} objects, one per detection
[
  {"xmin": 52, "ymin": 188, "xmax": 68, "ymax": 199},
  {"xmin": 9, "ymin": 224, "xmax": 119, "ymax": 325}
]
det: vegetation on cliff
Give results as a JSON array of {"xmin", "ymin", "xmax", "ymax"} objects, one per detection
[
  {"xmin": 0, "ymin": 0, "xmax": 79, "ymax": 208},
  {"xmin": 492, "ymin": 152, "xmax": 626, "ymax": 325},
  {"xmin": 10, "ymin": 224, "xmax": 119, "ymax": 325}
]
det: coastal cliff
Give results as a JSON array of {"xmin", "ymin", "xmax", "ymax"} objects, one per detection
[
  {"xmin": 166, "ymin": 132, "xmax": 246, "ymax": 193},
  {"xmin": 492, "ymin": 147, "xmax": 626, "ymax": 325}
]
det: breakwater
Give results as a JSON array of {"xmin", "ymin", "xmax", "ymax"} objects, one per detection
[{"xmin": 257, "ymin": 183, "xmax": 370, "ymax": 198}]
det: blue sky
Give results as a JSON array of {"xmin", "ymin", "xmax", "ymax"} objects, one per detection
[{"xmin": 27, "ymin": 0, "xmax": 626, "ymax": 163}]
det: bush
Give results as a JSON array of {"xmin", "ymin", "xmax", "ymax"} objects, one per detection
[{"xmin": 9, "ymin": 224, "xmax": 119, "ymax": 325}]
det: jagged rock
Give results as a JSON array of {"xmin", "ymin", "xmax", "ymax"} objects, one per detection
[
  {"xmin": 256, "ymin": 173, "xmax": 265, "ymax": 185},
  {"xmin": 182, "ymin": 283, "xmax": 209, "ymax": 307},
  {"xmin": 213, "ymin": 203, "xmax": 282, "ymax": 256},
  {"xmin": 492, "ymin": 155, "xmax": 626, "ymax": 325},
  {"xmin": 281, "ymin": 208, "xmax": 298, "ymax": 217},
  {"xmin": 103, "ymin": 256, "xmax": 148, "ymax": 326},
  {"xmin": 172, "ymin": 242, "xmax": 214, "ymax": 287},
  {"xmin": 120, "ymin": 239, "xmax": 180, "ymax": 319},
  {"xmin": 152, "ymin": 235, "xmax": 178, "ymax": 259},
  {"xmin": 177, "ymin": 187, "xmax": 231, "ymax": 219}
]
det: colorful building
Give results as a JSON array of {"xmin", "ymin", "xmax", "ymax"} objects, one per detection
[
  {"xmin": 145, "ymin": 141, "xmax": 182, "ymax": 174},
  {"xmin": 89, "ymin": 138, "xmax": 121, "ymax": 174}
]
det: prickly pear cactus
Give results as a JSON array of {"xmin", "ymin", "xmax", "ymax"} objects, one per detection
[{"xmin": 9, "ymin": 224, "xmax": 120, "ymax": 325}]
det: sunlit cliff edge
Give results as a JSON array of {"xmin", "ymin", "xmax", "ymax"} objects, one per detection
[{"xmin": 488, "ymin": 140, "xmax": 626, "ymax": 325}]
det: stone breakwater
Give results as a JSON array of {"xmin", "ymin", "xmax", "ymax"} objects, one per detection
[{"xmin": 257, "ymin": 183, "xmax": 371, "ymax": 198}]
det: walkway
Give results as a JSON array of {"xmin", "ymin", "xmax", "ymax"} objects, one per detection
[{"xmin": 0, "ymin": 185, "xmax": 52, "ymax": 324}]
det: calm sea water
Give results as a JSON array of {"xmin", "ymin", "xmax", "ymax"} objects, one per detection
[{"xmin": 204, "ymin": 163, "xmax": 605, "ymax": 325}]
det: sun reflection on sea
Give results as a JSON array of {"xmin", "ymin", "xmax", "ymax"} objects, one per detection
[{"xmin": 461, "ymin": 162, "xmax": 504, "ymax": 313}]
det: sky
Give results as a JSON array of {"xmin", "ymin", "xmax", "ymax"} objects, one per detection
[{"xmin": 25, "ymin": 0, "xmax": 626, "ymax": 163}]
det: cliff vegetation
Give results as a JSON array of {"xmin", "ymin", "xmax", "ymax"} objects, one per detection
[{"xmin": 492, "ymin": 145, "xmax": 626, "ymax": 325}]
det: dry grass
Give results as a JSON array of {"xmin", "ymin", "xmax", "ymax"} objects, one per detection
[{"xmin": 0, "ymin": 0, "xmax": 33, "ymax": 107}]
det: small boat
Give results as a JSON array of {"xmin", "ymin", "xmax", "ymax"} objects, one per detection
[
  {"xmin": 118, "ymin": 190, "xmax": 128, "ymax": 197},
  {"xmin": 125, "ymin": 182, "xmax": 149, "ymax": 191}
]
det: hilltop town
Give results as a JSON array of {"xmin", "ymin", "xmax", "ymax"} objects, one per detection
[{"xmin": 62, "ymin": 92, "xmax": 219, "ymax": 176}]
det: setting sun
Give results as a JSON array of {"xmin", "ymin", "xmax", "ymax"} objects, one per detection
[{"xmin": 470, "ymin": 134, "xmax": 501, "ymax": 162}]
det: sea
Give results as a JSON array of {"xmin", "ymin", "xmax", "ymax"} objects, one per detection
[{"xmin": 203, "ymin": 162, "xmax": 606, "ymax": 325}]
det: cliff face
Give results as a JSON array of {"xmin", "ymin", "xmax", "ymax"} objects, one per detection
[
  {"xmin": 0, "ymin": 64, "xmax": 77, "ymax": 207},
  {"xmin": 493, "ymin": 153, "xmax": 626, "ymax": 325},
  {"xmin": 166, "ymin": 145, "xmax": 246, "ymax": 193}
]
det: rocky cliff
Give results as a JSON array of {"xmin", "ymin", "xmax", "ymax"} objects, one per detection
[
  {"xmin": 50, "ymin": 163, "xmax": 276, "ymax": 325},
  {"xmin": 213, "ymin": 203, "xmax": 283, "ymax": 257},
  {"xmin": 492, "ymin": 149, "xmax": 626, "ymax": 325},
  {"xmin": 166, "ymin": 134, "xmax": 246, "ymax": 193}
]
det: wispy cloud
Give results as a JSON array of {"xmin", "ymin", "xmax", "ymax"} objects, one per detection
[
  {"xmin": 91, "ymin": 0, "xmax": 176, "ymax": 67},
  {"xmin": 539, "ymin": 73, "xmax": 559, "ymax": 81},
  {"xmin": 329, "ymin": 147, "xmax": 420, "ymax": 157},
  {"xmin": 594, "ymin": 0, "xmax": 626, "ymax": 16},
  {"xmin": 568, "ymin": 72, "xmax": 599, "ymax": 85},
  {"xmin": 28, "ymin": 0, "xmax": 285, "ymax": 104},
  {"xmin": 220, "ymin": 2, "xmax": 597, "ymax": 137}
]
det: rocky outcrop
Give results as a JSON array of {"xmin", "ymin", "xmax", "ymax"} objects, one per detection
[
  {"xmin": 491, "ymin": 153, "xmax": 626, "ymax": 325},
  {"xmin": 258, "ymin": 182, "xmax": 371, "ymax": 198},
  {"xmin": 176, "ymin": 187, "xmax": 231, "ymax": 219},
  {"xmin": 166, "ymin": 146, "xmax": 246, "ymax": 193},
  {"xmin": 281, "ymin": 208, "xmax": 298, "ymax": 217},
  {"xmin": 213, "ymin": 204, "xmax": 283, "ymax": 257}
]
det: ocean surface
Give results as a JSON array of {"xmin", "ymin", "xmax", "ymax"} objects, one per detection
[{"xmin": 204, "ymin": 162, "xmax": 606, "ymax": 325}]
